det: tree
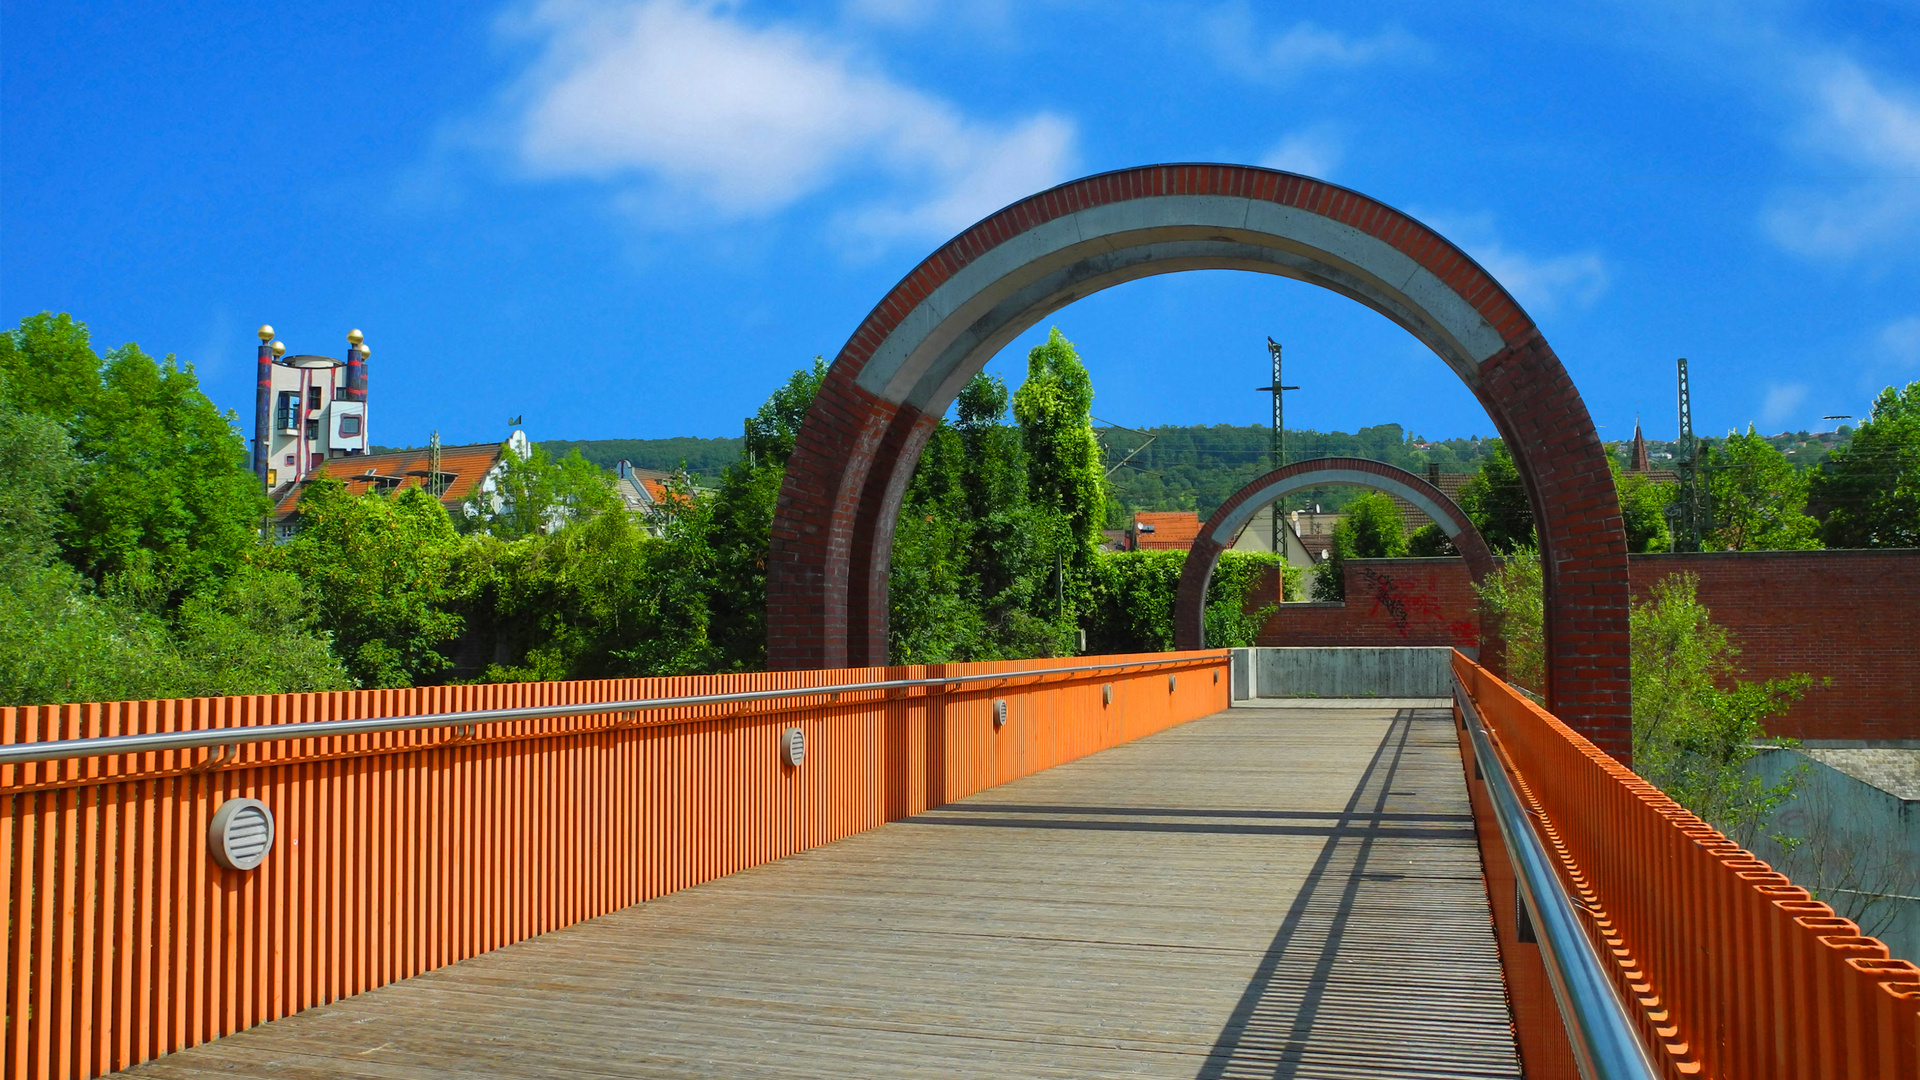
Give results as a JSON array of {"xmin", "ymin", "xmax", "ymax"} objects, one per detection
[
  {"xmin": 1701, "ymin": 426, "xmax": 1820, "ymax": 551},
  {"xmin": 463, "ymin": 441, "xmax": 615, "ymax": 540},
  {"xmin": 0, "ymin": 312, "xmax": 104, "ymax": 422},
  {"xmin": 1610, "ymin": 459, "xmax": 1674, "ymax": 554},
  {"xmin": 1475, "ymin": 547, "xmax": 1544, "ymax": 693},
  {"xmin": 1311, "ymin": 492, "xmax": 1406, "ymax": 601},
  {"xmin": 1629, "ymin": 573, "xmax": 1807, "ymax": 845},
  {"xmin": 1405, "ymin": 523, "xmax": 1458, "ymax": 557},
  {"xmin": 1012, "ymin": 329, "xmax": 1106, "ymax": 567},
  {"xmin": 1476, "ymin": 560, "xmax": 1808, "ymax": 845},
  {"xmin": 707, "ymin": 360, "xmax": 827, "ymax": 669},
  {"xmin": 1812, "ymin": 381, "xmax": 1919, "ymax": 548},
  {"xmin": 288, "ymin": 479, "xmax": 473, "ymax": 688},
  {"xmin": 1455, "ymin": 441, "xmax": 1535, "ymax": 552}
]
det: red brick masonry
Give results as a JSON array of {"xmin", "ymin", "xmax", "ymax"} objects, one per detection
[{"xmin": 1256, "ymin": 549, "xmax": 1920, "ymax": 742}]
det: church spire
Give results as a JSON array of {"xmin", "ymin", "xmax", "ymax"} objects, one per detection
[{"xmin": 1629, "ymin": 417, "xmax": 1650, "ymax": 473}]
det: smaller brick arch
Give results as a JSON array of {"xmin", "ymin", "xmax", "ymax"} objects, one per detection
[{"xmin": 1173, "ymin": 458, "xmax": 1497, "ymax": 650}]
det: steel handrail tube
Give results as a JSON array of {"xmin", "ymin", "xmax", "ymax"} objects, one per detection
[
  {"xmin": 1454, "ymin": 673, "xmax": 1659, "ymax": 1080},
  {"xmin": 0, "ymin": 653, "xmax": 1227, "ymax": 766}
]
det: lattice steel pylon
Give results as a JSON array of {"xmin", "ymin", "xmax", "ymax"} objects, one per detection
[
  {"xmin": 1256, "ymin": 338, "xmax": 1298, "ymax": 553},
  {"xmin": 1671, "ymin": 358, "xmax": 1710, "ymax": 551}
]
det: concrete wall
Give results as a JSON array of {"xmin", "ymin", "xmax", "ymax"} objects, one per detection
[
  {"xmin": 1746, "ymin": 748, "xmax": 1919, "ymax": 964},
  {"xmin": 1233, "ymin": 647, "xmax": 1454, "ymax": 699}
]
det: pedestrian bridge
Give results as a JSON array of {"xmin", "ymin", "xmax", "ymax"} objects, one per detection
[{"xmin": 3, "ymin": 651, "xmax": 1914, "ymax": 1079}]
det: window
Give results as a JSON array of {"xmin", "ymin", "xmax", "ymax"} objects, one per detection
[
  {"xmin": 339, "ymin": 414, "xmax": 362, "ymax": 437},
  {"xmin": 307, "ymin": 386, "xmax": 322, "ymax": 411},
  {"xmin": 276, "ymin": 391, "xmax": 300, "ymax": 431},
  {"xmin": 284, "ymin": 454, "xmax": 296, "ymax": 466},
  {"xmin": 305, "ymin": 419, "xmax": 319, "ymax": 441}
]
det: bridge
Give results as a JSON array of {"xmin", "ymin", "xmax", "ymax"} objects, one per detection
[
  {"xmin": 4, "ymin": 649, "xmax": 1914, "ymax": 1080},
  {"xmin": 8, "ymin": 163, "xmax": 1913, "ymax": 1080}
]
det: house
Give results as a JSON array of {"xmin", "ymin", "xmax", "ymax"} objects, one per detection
[
  {"xmin": 271, "ymin": 431, "xmax": 529, "ymax": 540},
  {"xmin": 612, "ymin": 460, "xmax": 680, "ymax": 514},
  {"xmin": 1128, "ymin": 511, "xmax": 1202, "ymax": 551}
]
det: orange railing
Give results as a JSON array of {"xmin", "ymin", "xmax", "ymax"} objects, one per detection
[
  {"xmin": 1454, "ymin": 651, "xmax": 1920, "ymax": 1080},
  {"xmin": 2, "ymin": 651, "xmax": 1228, "ymax": 1080}
]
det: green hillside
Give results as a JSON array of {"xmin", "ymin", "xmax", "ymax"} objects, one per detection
[{"xmin": 539, "ymin": 436, "xmax": 745, "ymax": 484}]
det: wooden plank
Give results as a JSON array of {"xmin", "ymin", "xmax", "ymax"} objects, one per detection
[{"xmin": 114, "ymin": 707, "xmax": 1519, "ymax": 1079}]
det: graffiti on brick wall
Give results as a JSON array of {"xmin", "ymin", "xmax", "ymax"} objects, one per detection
[{"xmin": 1356, "ymin": 567, "xmax": 1479, "ymax": 649}]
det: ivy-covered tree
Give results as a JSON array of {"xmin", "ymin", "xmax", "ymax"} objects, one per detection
[
  {"xmin": 1012, "ymin": 329, "xmax": 1106, "ymax": 567},
  {"xmin": 1811, "ymin": 381, "xmax": 1919, "ymax": 548},
  {"xmin": 1701, "ymin": 426, "xmax": 1820, "ymax": 551},
  {"xmin": 1455, "ymin": 441, "xmax": 1535, "ymax": 553},
  {"xmin": 707, "ymin": 359, "xmax": 827, "ymax": 669},
  {"xmin": 1312, "ymin": 491, "xmax": 1406, "ymax": 601}
]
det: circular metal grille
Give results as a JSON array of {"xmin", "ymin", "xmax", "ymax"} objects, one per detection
[
  {"xmin": 208, "ymin": 798, "xmax": 275, "ymax": 872},
  {"xmin": 782, "ymin": 728, "xmax": 806, "ymax": 767},
  {"xmin": 992, "ymin": 699, "xmax": 1008, "ymax": 728}
]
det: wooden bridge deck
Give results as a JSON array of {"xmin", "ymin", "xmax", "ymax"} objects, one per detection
[{"xmin": 118, "ymin": 706, "xmax": 1520, "ymax": 1079}]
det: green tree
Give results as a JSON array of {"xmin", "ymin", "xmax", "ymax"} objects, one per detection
[
  {"xmin": 1312, "ymin": 492, "xmax": 1406, "ymax": 601},
  {"xmin": 1013, "ymin": 329, "xmax": 1106, "ymax": 567},
  {"xmin": 463, "ymin": 441, "xmax": 615, "ymax": 540},
  {"xmin": 289, "ymin": 479, "xmax": 473, "ymax": 688},
  {"xmin": 1610, "ymin": 459, "xmax": 1674, "ymax": 554},
  {"xmin": 1476, "ymin": 560, "xmax": 1807, "ymax": 845},
  {"xmin": 707, "ymin": 359, "xmax": 827, "ymax": 669},
  {"xmin": 0, "ymin": 312, "xmax": 104, "ymax": 421},
  {"xmin": 1456, "ymin": 441, "xmax": 1535, "ymax": 553},
  {"xmin": 1082, "ymin": 550, "xmax": 1291, "ymax": 652},
  {"xmin": 1475, "ymin": 547, "xmax": 1544, "ymax": 693},
  {"xmin": 1630, "ymin": 574, "xmax": 1807, "ymax": 845},
  {"xmin": 1405, "ymin": 523, "xmax": 1458, "ymax": 557},
  {"xmin": 1702, "ymin": 426, "xmax": 1820, "ymax": 551},
  {"xmin": 1812, "ymin": 381, "xmax": 1919, "ymax": 548},
  {"xmin": 949, "ymin": 372, "xmax": 1071, "ymax": 658}
]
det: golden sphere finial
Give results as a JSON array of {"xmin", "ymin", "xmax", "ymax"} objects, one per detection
[
  {"xmin": 347, "ymin": 328, "xmax": 364, "ymax": 346},
  {"xmin": 270, "ymin": 340, "xmax": 287, "ymax": 357},
  {"xmin": 257, "ymin": 325, "xmax": 274, "ymax": 342},
  {"xmin": 358, "ymin": 343, "xmax": 371, "ymax": 358}
]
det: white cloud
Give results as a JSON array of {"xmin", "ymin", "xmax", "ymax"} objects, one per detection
[
  {"xmin": 1760, "ymin": 382, "xmax": 1810, "ymax": 429},
  {"xmin": 1208, "ymin": 6, "xmax": 1425, "ymax": 83},
  {"xmin": 1879, "ymin": 315, "xmax": 1920, "ymax": 365},
  {"xmin": 1259, "ymin": 129, "xmax": 1344, "ymax": 179},
  {"xmin": 1764, "ymin": 57, "xmax": 1920, "ymax": 258},
  {"xmin": 500, "ymin": 0, "xmax": 1076, "ymax": 235},
  {"xmin": 1423, "ymin": 214, "xmax": 1609, "ymax": 315}
]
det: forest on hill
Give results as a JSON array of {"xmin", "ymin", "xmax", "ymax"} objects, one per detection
[{"xmin": 537, "ymin": 422, "xmax": 1499, "ymax": 518}]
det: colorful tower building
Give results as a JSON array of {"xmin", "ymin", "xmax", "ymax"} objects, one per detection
[{"xmin": 251, "ymin": 326, "xmax": 370, "ymax": 490}]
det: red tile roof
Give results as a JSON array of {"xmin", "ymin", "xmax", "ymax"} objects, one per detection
[
  {"xmin": 272, "ymin": 442, "xmax": 506, "ymax": 520},
  {"xmin": 1132, "ymin": 511, "xmax": 1201, "ymax": 551}
]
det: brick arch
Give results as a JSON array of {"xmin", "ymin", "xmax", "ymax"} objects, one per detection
[
  {"xmin": 768, "ymin": 164, "xmax": 1633, "ymax": 759},
  {"xmin": 1171, "ymin": 458, "xmax": 1497, "ymax": 651}
]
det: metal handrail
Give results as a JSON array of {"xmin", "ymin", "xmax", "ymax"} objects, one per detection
[
  {"xmin": 0, "ymin": 653, "xmax": 1227, "ymax": 766},
  {"xmin": 1454, "ymin": 673, "xmax": 1659, "ymax": 1080}
]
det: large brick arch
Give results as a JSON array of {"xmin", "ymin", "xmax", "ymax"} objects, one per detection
[
  {"xmin": 1172, "ymin": 458, "xmax": 1497, "ymax": 650},
  {"xmin": 769, "ymin": 164, "xmax": 1633, "ymax": 759}
]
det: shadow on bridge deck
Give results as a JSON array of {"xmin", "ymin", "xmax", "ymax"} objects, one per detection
[{"xmin": 117, "ymin": 707, "xmax": 1519, "ymax": 1080}]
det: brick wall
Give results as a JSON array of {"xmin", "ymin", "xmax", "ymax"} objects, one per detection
[
  {"xmin": 1259, "ymin": 550, "xmax": 1920, "ymax": 741},
  {"xmin": 1632, "ymin": 550, "xmax": 1920, "ymax": 742}
]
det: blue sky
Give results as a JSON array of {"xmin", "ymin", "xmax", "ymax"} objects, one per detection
[{"xmin": 5, "ymin": 1, "xmax": 1918, "ymax": 449}]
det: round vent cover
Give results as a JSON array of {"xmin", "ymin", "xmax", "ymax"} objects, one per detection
[
  {"xmin": 208, "ymin": 797, "xmax": 275, "ymax": 871},
  {"xmin": 1102, "ymin": 683, "xmax": 1113, "ymax": 706},
  {"xmin": 782, "ymin": 727, "xmax": 806, "ymax": 767},
  {"xmin": 992, "ymin": 699, "xmax": 1008, "ymax": 728},
  {"xmin": 1168, "ymin": 674, "xmax": 1178, "ymax": 692}
]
